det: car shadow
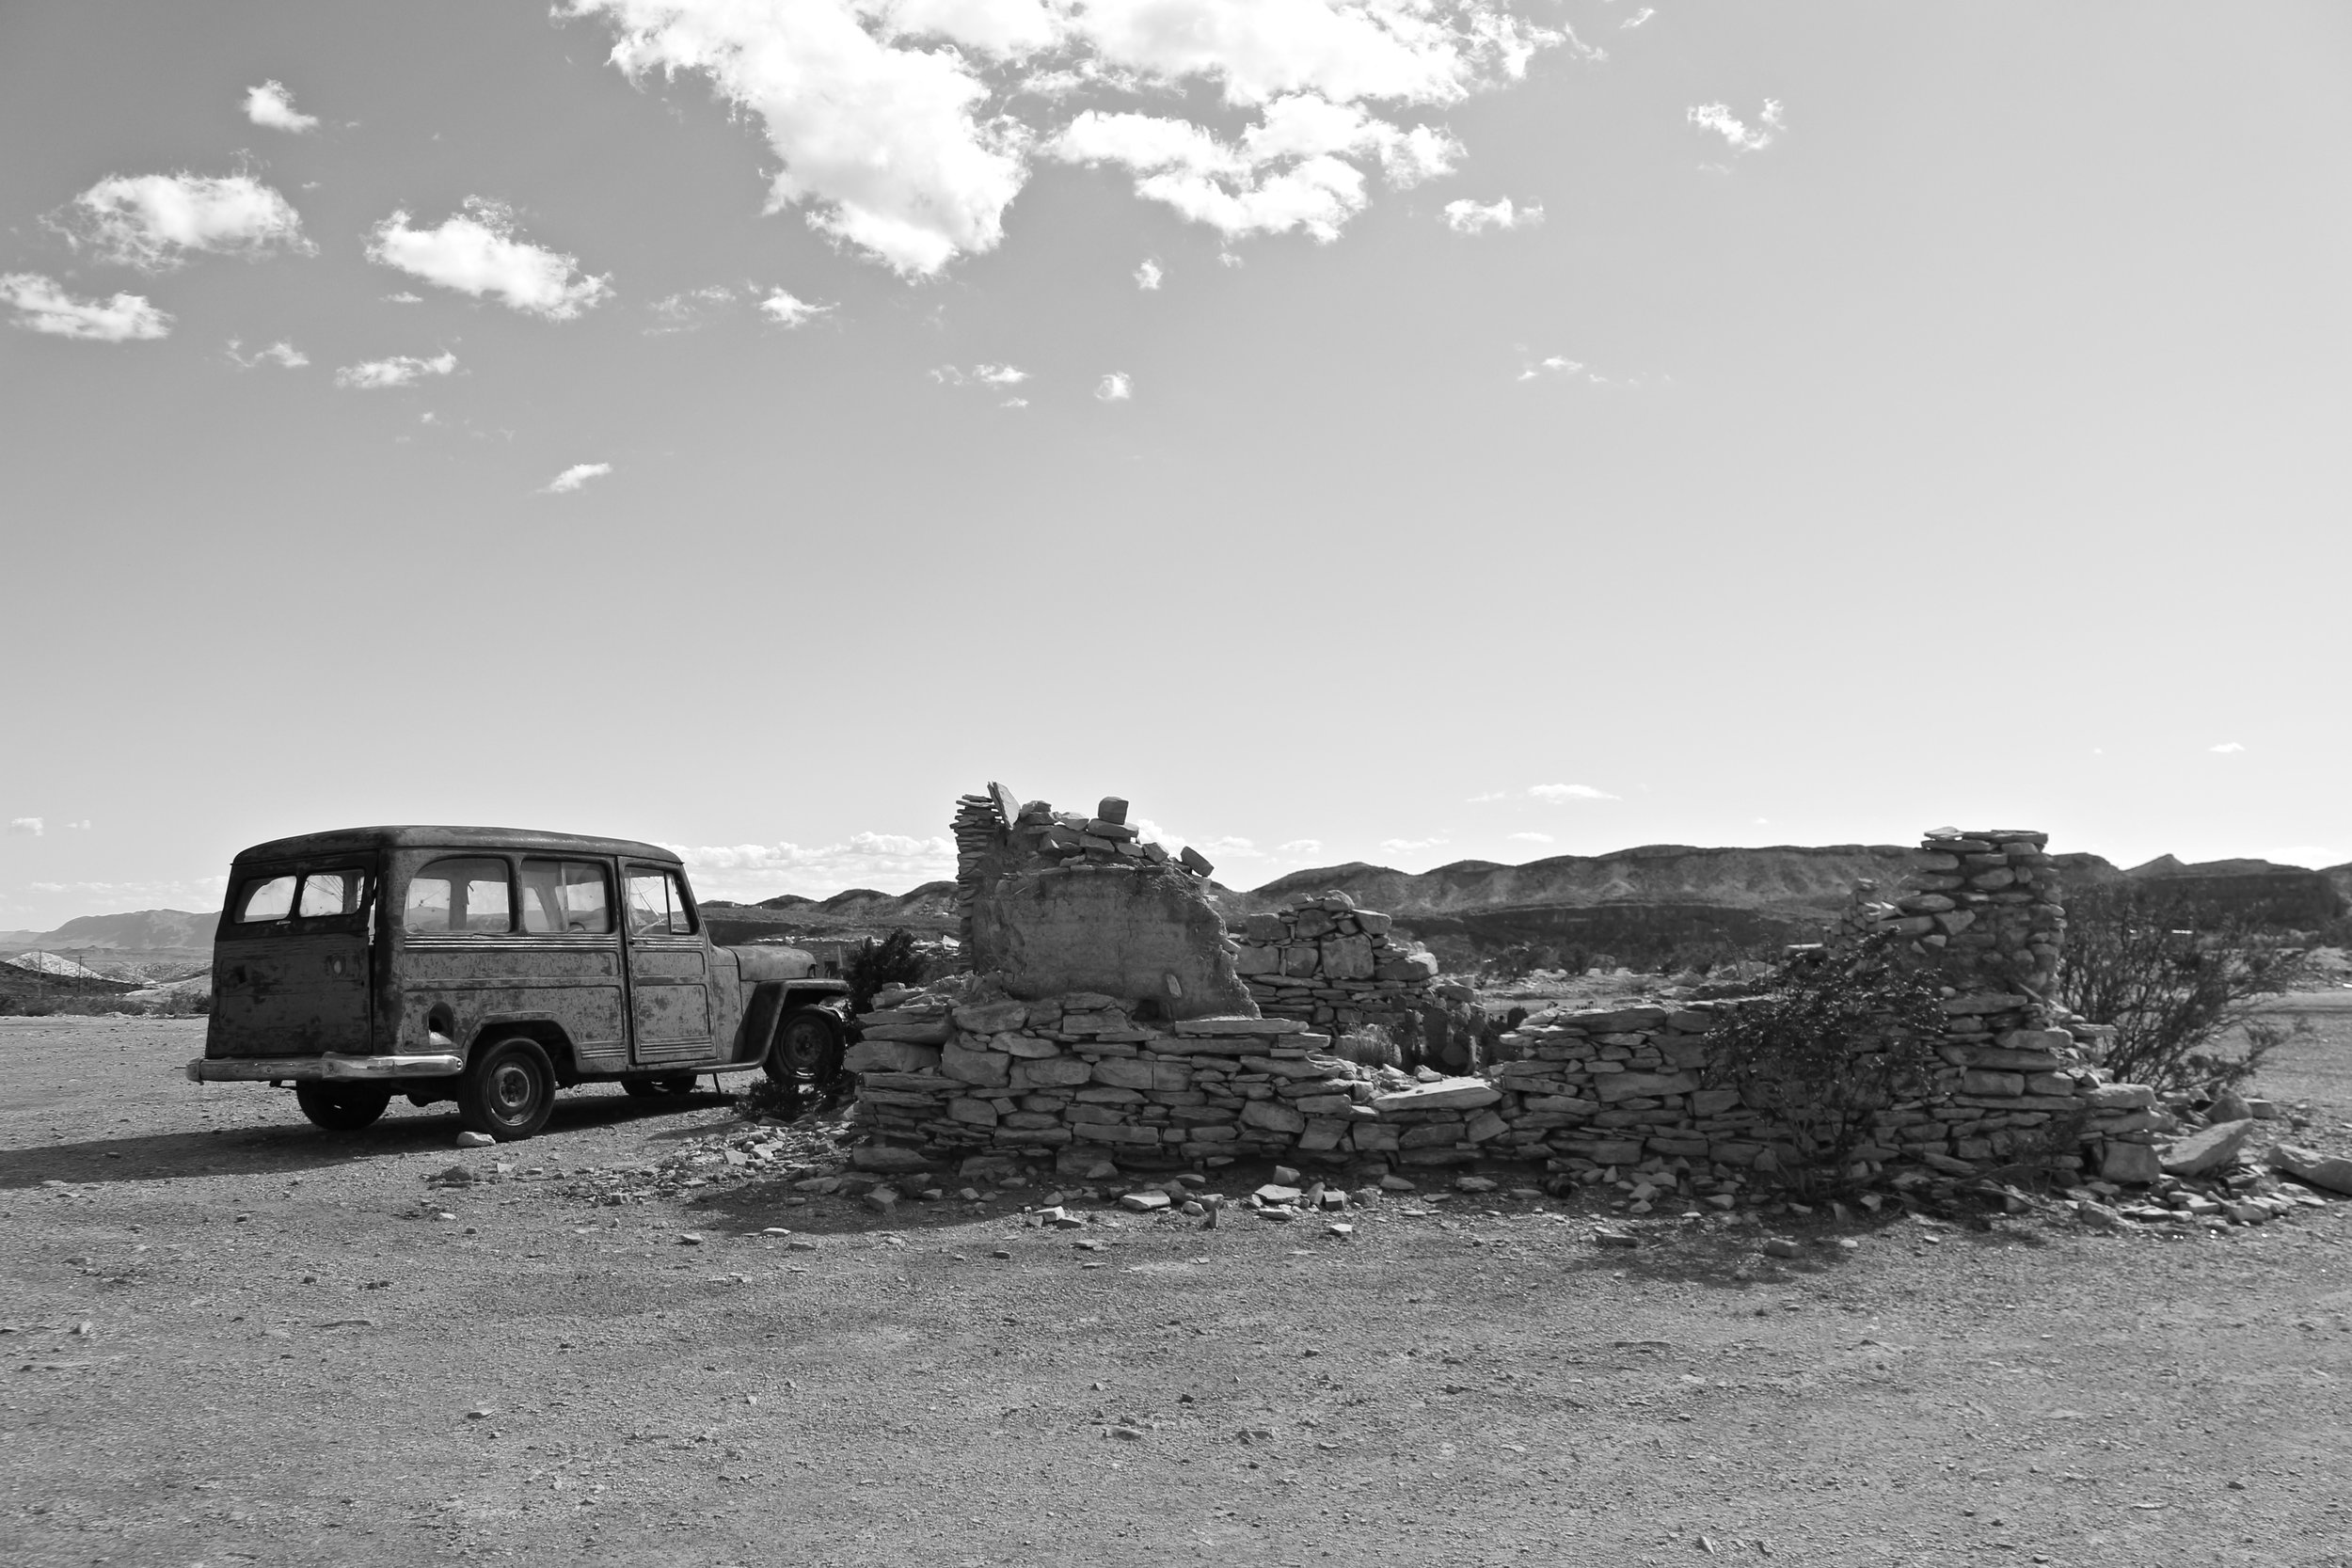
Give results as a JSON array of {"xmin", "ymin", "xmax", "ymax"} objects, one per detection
[{"xmin": 0, "ymin": 1092, "xmax": 736, "ymax": 1190}]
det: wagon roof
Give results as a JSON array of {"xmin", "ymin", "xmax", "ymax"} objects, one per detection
[{"xmin": 229, "ymin": 826, "xmax": 681, "ymax": 865}]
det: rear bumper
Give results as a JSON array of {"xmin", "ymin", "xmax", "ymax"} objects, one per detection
[{"xmin": 185, "ymin": 1053, "xmax": 465, "ymax": 1084}]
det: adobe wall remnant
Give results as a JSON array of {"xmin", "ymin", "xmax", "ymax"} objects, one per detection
[
  {"xmin": 949, "ymin": 784, "xmax": 1251, "ymax": 1020},
  {"xmin": 850, "ymin": 823, "xmax": 2205, "ymax": 1196},
  {"xmin": 1232, "ymin": 893, "xmax": 1441, "ymax": 1032}
]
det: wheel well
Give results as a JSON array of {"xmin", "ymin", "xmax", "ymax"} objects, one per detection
[{"xmin": 469, "ymin": 1022, "xmax": 579, "ymax": 1084}]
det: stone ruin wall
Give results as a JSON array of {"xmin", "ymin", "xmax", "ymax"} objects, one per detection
[
  {"xmin": 850, "ymin": 811, "xmax": 2175, "ymax": 1189},
  {"xmin": 1232, "ymin": 896, "xmax": 1438, "ymax": 1027}
]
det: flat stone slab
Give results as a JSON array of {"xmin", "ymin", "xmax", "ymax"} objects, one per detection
[
  {"xmin": 2161, "ymin": 1117, "xmax": 2255, "ymax": 1177},
  {"xmin": 1171, "ymin": 1017, "xmax": 1305, "ymax": 1036},
  {"xmin": 1370, "ymin": 1078, "xmax": 1502, "ymax": 1115},
  {"xmin": 2271, "ymin": 1143, "xmax": 2352, "ymax": 1196}
]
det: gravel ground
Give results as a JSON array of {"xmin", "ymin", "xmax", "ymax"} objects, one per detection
[{"xmin": 4, "ymin": 1015, "xmax": 2350, "ymax": 1568}]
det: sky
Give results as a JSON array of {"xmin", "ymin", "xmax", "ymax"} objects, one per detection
[{"xmin": 3, "ymin": 1, "xmax": 2349, "ymax": 928}]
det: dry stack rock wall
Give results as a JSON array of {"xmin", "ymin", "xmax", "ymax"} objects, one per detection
[
  {"xmin": 1232, "ymin": 894, "xmax": 1440, "ymax": 1032},
  {"xmin": 850, "ymin": 821, "xmax": 2171, "ymax": 1188}
]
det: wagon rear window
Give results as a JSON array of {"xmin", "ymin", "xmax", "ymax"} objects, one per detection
[
  {"xmin": 296, "ymin": 870, "xmax": 370, "ymax": 919},
  {"xmin": 403, "ymin": 858, "xmax": 513, "ymax": 934},
  {"xmin": 236, "ymin": 876, "xmax": 297, "ymax": 923}
]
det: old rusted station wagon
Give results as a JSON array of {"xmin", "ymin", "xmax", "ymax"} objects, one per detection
[{"xmin": 187, "ymin": 827, "xmax": 851, "ymax": 1141}]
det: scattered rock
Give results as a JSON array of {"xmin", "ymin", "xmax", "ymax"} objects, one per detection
[
  {"xmin": 850, "ymin": 1146, "xmax": 932, "ymax": 1175},
  {"xmin": 2160, "ymin": 1118, "xmax": 2255, "ymax": 1178},
  {"xmin": 454, "ymin": 1132, "xmax": 495, "ymax": 1149},
  {"xmin": 1762, "ymin": 1238, "xmax": 1802, "ymax": 1259},
  {"xmin": 678, "ymin": 1232, "xmax": 705, "ymax": 1246},
  {"xmin": 1454, "ymin": 1176, "xmax": 1498, "ymax": 1194},
  {"xmin": 1326, "ymin": 1223, "xmax": 1355, "ymax": 1239},
  {"xmin": 1120, "ymin": 1192, "xmax": 1172, "ymax": 1213},
  {"xmin": 1593, "ymin": 1230, "xmax": 1638, "ymax": 1249}
]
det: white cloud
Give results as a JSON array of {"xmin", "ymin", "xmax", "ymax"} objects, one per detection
[
  {"xmin": 1528, "ymin": 783, "xmax": 1616, "ymax": 802},
  {"xmin": 569, "ymin": 0, "xmax": 1030, "ymax": 276},
  {"xmin": 1517, "ymin": 354, "xmax": 1587, "ymax": 382},
  {"xmin": 245, "ymin": 80, "xmax": 319, "ymax": 133},
  {"xmin": 568, "ymin": 0, "xmax": 1565, "ymax": 270},
  {"xmin": 1442, "ymin": 196, "xmax": 1541, "ymax": 234},
  {"xmin": 64, "ymin": 819, "xmax": 91, "ymax": 831},
  {"xmin": 8, "ymin": 817, "xmax": 42, "ymax": 836},
  {"xmin": 1688, "ymin": 99, "xmax": 1785, "ymax": 154},
  {"xmin": 2209, "ymin": 741, "xmax": 2246, "ymax": 754},
  {"xmin": 1623, "ymin": 8, "xmax": 1655, "ymax": 28},
  {"xmin": 660, "ymin": 832, "xmax": 959, "ymax": 900},
  {"xmin": 368, "ymin": 198, "xmax": 612, "ymax": 320},
  {"xmin": 384, "ymin": 291, "xmax": 424, "ymax": 304},
  {"xmin": 1278, "ymin": 839, "xmax": 1324, "ymax": 856},
  {"xmin": 1465, "ymin": 790, "xmax": 1508, "ymax": 803},
  {"xmin": 67, "ymin": 173, "xmax": 312, "ymax": 270},
  {"xmin": 541, "ymin": 462, "xmax": 614, "ymax": 495},
  {"xmin": 647, "ymin": 283, "xmax": 737, "ymax": 331},
  {"xmin": 23, "ymin": 875, "xmax": 229, "ymax": 911},
  {"xmin": 1095, "ymin": 372, "xmax": 1133, "ymax": 402},
  {"xmin": 1200, "ymin": 836, "xmax": 1263, "ymax": 858},
  {"xmin": 1134, "ymin": 258, "xmax": 1164, "ymax": 291},
  {"xmin": 226, "ymin": 338, "xmax": 308, "ymax": 370},
  {"xmin": 758, "ymin": 287, "xmax": 834, "ymax": 327},
  {"xmin": 0, "ymin": 273, "xmax": 171, "ymax": 341},
  {"xmin": 333, "ymin": 351, "xmax": 457, "ymax": 389},
  {"xmin": 1380, "ymin": 837, "xmax": 1449, "ymax": 853},
  {"xmin": 1508, "ymin": 832, "xmax": 1554, "ymax": 844},
  {"xmin": 933, "ymin": 363, "xmax": 1028, "ymax": 387}
]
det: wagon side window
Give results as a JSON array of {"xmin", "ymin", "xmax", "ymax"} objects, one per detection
[
  {"xmin": 624, "ymin": 867, "xmax": 694, "ymax": 937},
  {"xmin": 235, "ymin": 875, "xmax": 297, "ymax": 923},
  {"xmin": 520, "ymin": 859, "xmax": 613, "ymax": 935},
  {"xmin": 403, "ymin": 858, "xmax": 513, "ymax": 935}
]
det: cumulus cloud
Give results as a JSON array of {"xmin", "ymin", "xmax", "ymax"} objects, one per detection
[
  {"xmin": 1442, "ymin": 196, "xmax": 1541, "ymax": 234},
  {"xmin": 1508, "ymin": 832, "xmax": 1554, "ymax": 844},
  {"xmin": 541, "ymin": 462, "xmax": 614, "ymax": 495},
  {"xmin": 368, "ymin": 198, "xmax": 612, "ymax": 320},
  {"xmin": 333, "ymin": 350, "xmax": 457, "ymax": 389},
  {"xmin": 0, "ymin": 273, "xmax": 171, "ymax": 341},
  {"xmin": 1095, "ymin": 371, "xmax": 1133, "ymax": 402},
  {"xmin": 758, "ymin": 287, "xmax": 834, "ymax": 327},
  {"xmin": 1688, "ymin": 99, "xmax": 1785, "ymax": 153},
  {"xmin": 384, "ymin": 291, "xmax": 424, "ymax": 304},
  {"xmin": 1465, "ymin": 790, "xmax": 1508, "ymax": 803},
  {"xmin": 8, "ymin": 817, "xmax": 42, "ymax": 836},
  {"xmin": 1380, "ymin": 837, "xmax": 1449, "ymax": 853},
  {"xmin": 1134, "ymin": 258, "xmax": 1164, "ymax": 290},
  {"xmin": 65, "ymin": 173, "xmax": 312, "ymax": 270},
  {"xmin": 660, "ymin": 832, "xmax": 959, "ymax": 900},
  {"xmin": 1200, "ymin": 836, "xmax": 1263, "ymax": 858},
  {"xmin": 1529, "ymin": 783, "xmax": 1616, "ymax": 802},
  {"xmin": 2209, "ymin": 741, "xmax": 2246, "ymax": 754},
  {"xmin": 1623, "ymin": 8, "xmax": 1655, "ymax": 27},
  {"xmin": 64, "ymin": 819, "xmax": 92, "ymax": 831},
  {"xmin": 1279, "ymin": 839, "xmax": 1323, "ymax": 855},
  {"xmin": 226, "ymin": 338, "xmax": 308, "ymax": 370},
  {"xmin": 245, "ymin": 80, "xmax": 319, "ymax": 133},
  {"xmin": 567, "ymin": 0, "xmax": 1565, "ymax": 269}
]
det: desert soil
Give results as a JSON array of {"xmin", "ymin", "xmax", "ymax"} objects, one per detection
[{"xmin": 4, "ymin": 1009, "xmax": 2350, "ymax": 1568}]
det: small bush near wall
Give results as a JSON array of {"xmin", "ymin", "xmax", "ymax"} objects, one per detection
[{"xmin": 1707, "ymin": 932, "xmax": 1947, "ymax": 1197}]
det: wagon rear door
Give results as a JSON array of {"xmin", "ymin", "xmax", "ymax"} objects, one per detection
[{"xmin": 209, "ymin": 866, "xmax": 374, "ymax": 1057}]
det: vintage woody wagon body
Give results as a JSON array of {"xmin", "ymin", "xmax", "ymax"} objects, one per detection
[{"xmin": 187, "ymin": 826, "xmax": 850, "ymax": 1140}]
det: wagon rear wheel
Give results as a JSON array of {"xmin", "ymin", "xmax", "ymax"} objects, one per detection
[
  {"xmin": 457, "ymin": 1037, "xmax": 556, "ymax": 1142},
  {"xmin": 294, "ymin": 1083, "xmax": 391, "ymax": 1132}
]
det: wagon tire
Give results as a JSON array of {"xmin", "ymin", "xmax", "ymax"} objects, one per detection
[
  {"xmin": 294, "ymin": 1083, "xmax": 391, "ymax": 1132},
  {"xmin": 771, "ymin": 1007, "xmax": 844, "ymax": 1085},
  {"xmin": 456, "ymin": 1037, "xmax": 557, "ymax": 1142}
]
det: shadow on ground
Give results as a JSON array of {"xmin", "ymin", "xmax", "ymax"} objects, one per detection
[{"xmin": 0, "ymin": 1091, "xmax": 737, "ymax": 1190}]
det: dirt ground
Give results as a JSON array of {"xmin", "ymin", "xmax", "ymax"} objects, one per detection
[{"xmin": 4, "ymin": 1010, "xmax": 2350, "ymax": 1568}]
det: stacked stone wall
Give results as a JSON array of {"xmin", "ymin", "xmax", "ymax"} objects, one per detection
[
  {"xmin": 850, "ymin": 823, "xmax": 2173, "ymax": 1188},
  {"xmin": 1232, "ymin": 894, "xmax": 1439, "ymax": 1031}
]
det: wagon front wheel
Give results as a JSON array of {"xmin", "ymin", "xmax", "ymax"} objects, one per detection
[
  {"xmin": 457, "ymin": 1037, "xmax": 556, "ymax": 1142},
  {"xmin": 771, "ymin": 1008, "xmax": 844, "ymax": 1085}
]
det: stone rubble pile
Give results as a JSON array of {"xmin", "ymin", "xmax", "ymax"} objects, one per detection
[{"xmin": 1232, "ymin": 893, "xmax": 1441, "ymax": 1033}]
